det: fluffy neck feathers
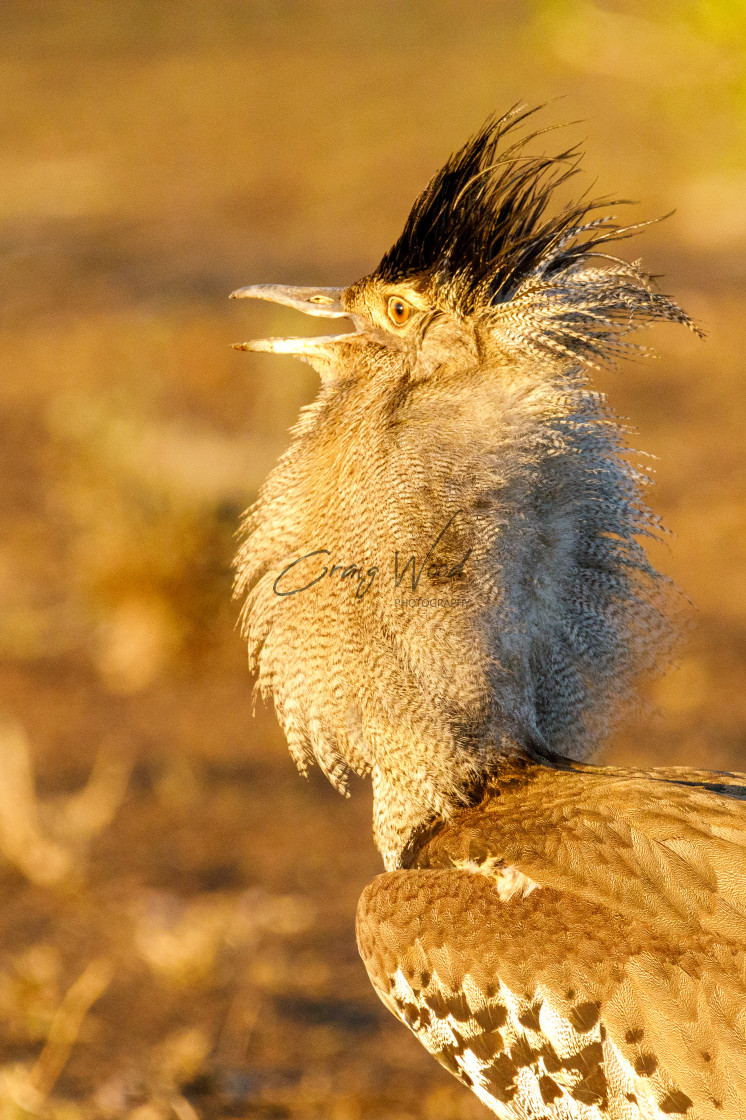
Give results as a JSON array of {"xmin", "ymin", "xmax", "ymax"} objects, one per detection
[{"xmin": 236, "ymin": 344, "xmax": 672, "ymax": 867}]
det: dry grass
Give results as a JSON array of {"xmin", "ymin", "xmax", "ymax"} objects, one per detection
[{"xmin": 0, "ymin": 2, "xmax": 744, "ymax": 1117}]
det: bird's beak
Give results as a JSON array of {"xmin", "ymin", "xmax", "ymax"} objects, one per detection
[{"xmin": 230, "ymin": 284, "xmax": 361, "ymax": 361}]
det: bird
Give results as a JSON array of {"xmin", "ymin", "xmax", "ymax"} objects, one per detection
[{"xmin": 230, "ymin": 106, "xmax": 746, "ymax": 1118}]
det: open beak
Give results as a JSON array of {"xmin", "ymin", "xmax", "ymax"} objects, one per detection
[{"xmin": 230, "ymin": 284, "xmax": 361, "ymax": 361}]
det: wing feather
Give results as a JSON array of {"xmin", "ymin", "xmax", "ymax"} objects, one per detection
[{"xmin": 358, "ymin": 768, "xmax": 746, "ymax": 1118}]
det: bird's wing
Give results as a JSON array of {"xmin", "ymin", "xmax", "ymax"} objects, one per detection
[
  {"xmin": 357, "ymin": 775, "xmax": 746, "ymax": 1119},
  {"xmin": 358, "ymin": 868, "xmax": 746, "ymax": 1119},
  {"xmin": 417, "ymin": 767, "xmax": 746, "ymax": 948}
]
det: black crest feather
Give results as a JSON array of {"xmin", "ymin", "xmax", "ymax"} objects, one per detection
[
  {"xmin": 375, "ymin": 104, "xmax": 699, "ymax": 363},
  {"xmin": 375, "ymin": 106, "xmax": 595, "ymax": 309}
]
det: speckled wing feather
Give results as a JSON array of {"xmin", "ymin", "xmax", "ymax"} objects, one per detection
[{"xmin": 356, "ymin": 763, "xmax": 746, "ymax": 1118}]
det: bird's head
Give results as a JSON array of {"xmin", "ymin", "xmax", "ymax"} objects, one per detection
[
  {"xmin": 232, "ymin": 106, "xmax": 694, "ymax": 386},
  {"xmin": 229, "ymin": 264, "xmax": 481, "ymax": 394}
]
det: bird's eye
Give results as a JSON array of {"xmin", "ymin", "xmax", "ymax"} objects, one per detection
[{"xmin": 387, "ymin": 296, "xmax": 412, "ymax": 327}]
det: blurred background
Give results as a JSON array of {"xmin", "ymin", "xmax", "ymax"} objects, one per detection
[{"xmin": 0, "ymin": 2, "xmax": 744, "ymax": 1118}]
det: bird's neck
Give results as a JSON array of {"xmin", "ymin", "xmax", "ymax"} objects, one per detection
[{"xmin": 238, "ymin": 358, "xmax": 668, "ymax": 869}]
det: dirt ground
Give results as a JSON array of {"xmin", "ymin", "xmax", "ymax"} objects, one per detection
[{"xmin": 0, "ymin": 3, "xmax": 744, "ymax": 1118}]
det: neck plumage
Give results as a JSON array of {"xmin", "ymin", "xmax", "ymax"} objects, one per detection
[{"xmin": 235, "ymin": 346, "xmax": 671, "ymax": 868}]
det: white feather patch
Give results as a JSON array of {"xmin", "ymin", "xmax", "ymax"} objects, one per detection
[{"xmin": 456, "ymin": 858, "xmax": 540, "ymax": 901}]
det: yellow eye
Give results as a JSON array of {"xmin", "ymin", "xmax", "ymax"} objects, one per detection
[{"xmin": 387, "ymin": 296, "xmax": 412, "ymax": 326}]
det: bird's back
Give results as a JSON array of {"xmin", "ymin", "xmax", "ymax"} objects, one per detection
[{"xmin": 357, "ymin": 759, "xmax": 746, "ymax": 1118}]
